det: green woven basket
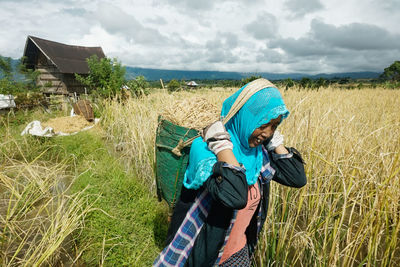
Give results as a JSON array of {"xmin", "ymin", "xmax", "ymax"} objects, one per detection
[{"xmin": 155, "ymin": 116, "xmax": 199, "ymax": 209}]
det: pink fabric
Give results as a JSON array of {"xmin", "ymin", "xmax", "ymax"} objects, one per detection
[{"xmin": 220, "ymin": 181, "xmax": 260, "ymax": 263}]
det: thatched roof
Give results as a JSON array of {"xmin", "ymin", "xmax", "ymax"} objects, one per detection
[{"xmin": 23, "ymin": 36, "xmax": 105, "ymax": 74}]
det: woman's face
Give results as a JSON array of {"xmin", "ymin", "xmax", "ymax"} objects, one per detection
[{"xmin": 248, "ymin": 115, "xmax": 282, "ymax": 148}]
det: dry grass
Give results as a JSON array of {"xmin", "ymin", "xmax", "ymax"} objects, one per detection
[
  {"xmin": 0, "ymin": 137, "xmax": 92, "ymax": 266},
  {"xmin": 101, "ymin": 86, "xmax": 400, "ymax": 266}
]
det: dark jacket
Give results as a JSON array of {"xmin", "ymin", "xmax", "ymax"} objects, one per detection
[{"xmin": 166, "ymin": 147, "xmax": 307, "ymax": 266}]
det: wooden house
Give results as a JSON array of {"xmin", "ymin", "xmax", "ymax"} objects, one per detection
[{"xmin": 22, "ymin": 36, "xmax": 105, "ymax": 95}]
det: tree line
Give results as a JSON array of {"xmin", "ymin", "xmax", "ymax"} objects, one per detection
[{"xmin": 1, "ymin": 55, "xmax": 400, "ymax": 99}]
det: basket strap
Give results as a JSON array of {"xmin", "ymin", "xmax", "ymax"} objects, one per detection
[
  {"xmin": 222, "ymin": 78, "xmax": 276, "ymax": 124},
  {"xmin": 171, "ymin": 78, "xmax": 277, "ymax": 156}
]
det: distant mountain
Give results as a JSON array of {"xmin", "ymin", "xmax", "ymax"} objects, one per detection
[
  {"xmin": 125, "ymin": 66, "xmax": 381, "ymax": 81},
  {"xmin": 1, "ymin": 56, "xmax": 381, "ymax": 81}
]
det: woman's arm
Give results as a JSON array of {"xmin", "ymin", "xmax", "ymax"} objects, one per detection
[
  {"xmin": 274, "ymin": 144, "xmax": 289, "ymax": 154},
  {"xmin": 216, "ymin": 148, "xmax": 240, "ymax": 166},
  {"xmin": 204, "ymin": 158, "xmax": 248, "ymax": 209},
  {"xmin": 269, "ymin": 147, "xmax": 307, "ymax": 188},
  {"xmin": 201, "ymin": 122, "xmax": 248, "ymax": 209}
]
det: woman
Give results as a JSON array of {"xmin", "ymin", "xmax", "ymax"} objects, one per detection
[{"xmin": 154, "ymin": 81, "xmax": 307, "ymax": 266}]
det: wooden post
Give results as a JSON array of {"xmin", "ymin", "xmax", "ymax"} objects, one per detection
[{"xmin": 160, "ymin": 79, "xmax": 165, "ymax": 89}]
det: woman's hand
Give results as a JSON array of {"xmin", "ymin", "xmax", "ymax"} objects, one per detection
[{"xmin": 266, "ymin": 130, "xmax": 289, "ymax": 154}]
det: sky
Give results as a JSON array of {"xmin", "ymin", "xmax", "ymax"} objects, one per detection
[{"xmin": 1, "ymin": 0, "xmax": 399, "ymax": 74}]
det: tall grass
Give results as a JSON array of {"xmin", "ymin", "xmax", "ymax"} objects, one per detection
[
  {"xmin": 257, "ymin": 88, "xmax": 400, "ymax": 266},
  {"xmin": 0, "ymin": 111, "xmax": 97, "ymax": 266},
  {"xmin": 0, "ymin": 135, "xmax": 92, "ymax": 266},
  {"xmin": 101, "ymin": 86, "xmax": 400, "ymax": 266}
]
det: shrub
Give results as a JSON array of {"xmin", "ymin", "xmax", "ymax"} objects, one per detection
[
  {"xmin": 167, "ymin": 79, "xmax": 180, "ymax": 92},
  {"xmin": 126, "ymin": 75, "xmax": 150, "ymax": 97},
  {"xmin": 75, "ymin": 55, "xmax": 126, "ymax": 98}
]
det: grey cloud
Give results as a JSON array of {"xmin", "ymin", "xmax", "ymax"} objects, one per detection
[
  {"xmin": 264, "ymin": 19, "xmax": 400, "ymax": 73},
  {"xmin": 158, "ymin": 0, "xmax": 217, "ymax": 11},
  {"xmin": 145, "ymin": 16, "xmax": 167, "ymax": 25},
  {"xmin": 244, "ymin": 12, "xmax": 278, "ymax": 40},
  {"xmin": 61, "ymin": 8, "xmax": 88, "ymax": 16},
  {"xmin": 158, "ymin": 0, "xmax": 265, "ymax": 12},
  {"xmin": 221, "ymin": 32, "xmax": 239, "ymax": 49},
  {"xmin": 311, "ymin": 19, "xmax": 400, "ymax": 50},
  {"xmin": 319, "ymin": 50, "xmax": 397, "ymax": 73},
  {"xmin": 206, "ymin": 32, "xmax": 239, "ymax": 50},
  {"xmin": 256, "ymin": 48, "xmax": 283, "ymax": 63},
  {"xmin": 269, "ymin": 36, "xmax": 334, "ymax": 57},
  {"xmin": 95, "ymin": 3, "xmax": 167, "ymax": 45},
  {"xmin": 204, "ymin": 34, "xmax": 240, "ymax": 63},
  {"xmin": 370, "ymin": 0, "xmax": 400, "ymax": 12},
  {"xmin": 268, "ymin": 19, "xmax": 400, "ymax": 58},
  {"xmin": 284, "ymin": 0, "xmax": 324, "ymax": 18},
  {"xmin": 206, "ymin": 48, "xmax": 239, "ymax": 64}
]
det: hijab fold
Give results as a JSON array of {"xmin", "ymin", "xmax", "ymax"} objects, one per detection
[{"xmin": 183, "ymin": 83, "xmax": 289, "ymax": 190}]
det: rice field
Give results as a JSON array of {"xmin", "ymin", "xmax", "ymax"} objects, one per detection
[
  {"xmin": 1, "ymin": 85, "xmax": 399, "ymax": 266},
  {"xmin": 101, "ymin": 86, "xmax": 400, "ymax": 266}
]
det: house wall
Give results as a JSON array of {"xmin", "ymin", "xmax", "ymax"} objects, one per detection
[
  {"xmin": 63, "ymin": 74, "xmax": 86, "ymax": 94},
  {"xmin": 36, "ymin": 53, "xmax": 68, "ymax": 94},
  {"xmin": 36, "ymin": 53, "xmax": 86, "ymax": 95}
]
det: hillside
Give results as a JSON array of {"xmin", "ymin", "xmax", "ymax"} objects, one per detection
[
  {"xmin": 1, "ymin": 57, "xmax": 381, "ymax": 81},
  {"xmin": 125, "ymin": 66, "xmax": 381, "ymax": 81}
]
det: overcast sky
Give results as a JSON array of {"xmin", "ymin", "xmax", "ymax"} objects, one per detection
[{"xmin": 1, "ymin": 0, "xmax": 399, "ymax": 74}]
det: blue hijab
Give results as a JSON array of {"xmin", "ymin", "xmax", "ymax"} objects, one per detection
[{"xmin": 183, "ymin": 83, "xmax": 289, "ymax": 190}]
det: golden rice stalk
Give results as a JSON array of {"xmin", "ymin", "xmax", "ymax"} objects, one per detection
[{"xmin": 161, "ymin": 96, "xmax": 220, "ymax": 130}]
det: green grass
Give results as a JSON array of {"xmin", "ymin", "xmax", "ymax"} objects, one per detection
[
  {"xmin": 52, "ymin": 131, "xmax": 168, "ymax": 266},
  {"xmin": 1, "ymin": 110, "xmax": 169, "ymax": 266}
]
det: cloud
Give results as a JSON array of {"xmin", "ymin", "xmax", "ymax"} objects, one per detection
[
  {"xmin": 158, "ymin": 0, "xmax": 218, "ymax": 11},
  {"xmin": 94, "ymin": 3, "xmax": 167, "ymax": 45},
  {"xmin": 145, "ymin": 16, "xmax": 168, "ymax": 25},
  {"xmin": 256, "ymin": 48, "xmax": 284, "ymax": 63},
  {"xmin": 269, "ymin": 36, "xmax": 333, "ymax": 57},
  {"xmin": 311, "ymin": 19, "xmax": 400, "ymax": 50},
  {"xmin": 61, "ymin": 7, "xmax": 88, "ymax": 16},
  {"xmin": 370, "ymin": 0, "xmax": 400, "ymax": 12},
  {"xmin": 204, "ymin": 33, "xmax": 240, "ymax": 63},
  {"xmin": 0, "ymin": 0, "xmax": 399, "ymax": 74},
  {"xmin": 269, "ymin": 19, "xmax": 400, "ymax": 57},
  {"xmin": 158, "ymin": 0, "xmax": 266, "ymax": 13},
  {"xmin": 244, "ymin": 12, "xmax": 278, "ymax": 40},
  {"xmin": 284, "ymin": 0, "xmax": 324, "ymax": 18},
  {"xmin": 264, "ymin": 19, "xmax": 400, "ymax": 73}
]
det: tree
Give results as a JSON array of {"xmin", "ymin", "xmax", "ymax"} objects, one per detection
[
  {"xmin": 381, "ymin": 60, "xmax": 400, "ymax": 81},
  {"xmin": 299, "ymin": 77, "xmax": 312, "ymax": 89},
  {"xmin": 0, "ymin": 56, "xmax": 13, "ymax": 80},
  {"xmin": 18, "ymin": 56, "xmax": 40, "ymax": 90},
  {"xmin": 167, "ymin": 79, "xmax": 180, "ymax": 92},
  {"xmin": 315, "ymin": 77, "xmax": 327, "ymax": 88},
  {"xmin": 284, "ymin": 78, "xmax": 295, "ymax": 90},
  {"xmin": 241, "ymin": 75, "xmax": 261, "ymax": 86},
  {"xmin": 0, "ymin": 55, "xmax": 39, "ymax": 94},
  {"xmin": 126, "ymin": 75, "xmax": 149, "ymax": 97},
  {"xmin": 75, "ymin": 55, "xmax": 126, "ymax": 98}
]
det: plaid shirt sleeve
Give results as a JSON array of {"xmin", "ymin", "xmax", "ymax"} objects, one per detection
[{"xmin": 270, "ymin": 148, "xmax": 294, "ymax": 160}]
